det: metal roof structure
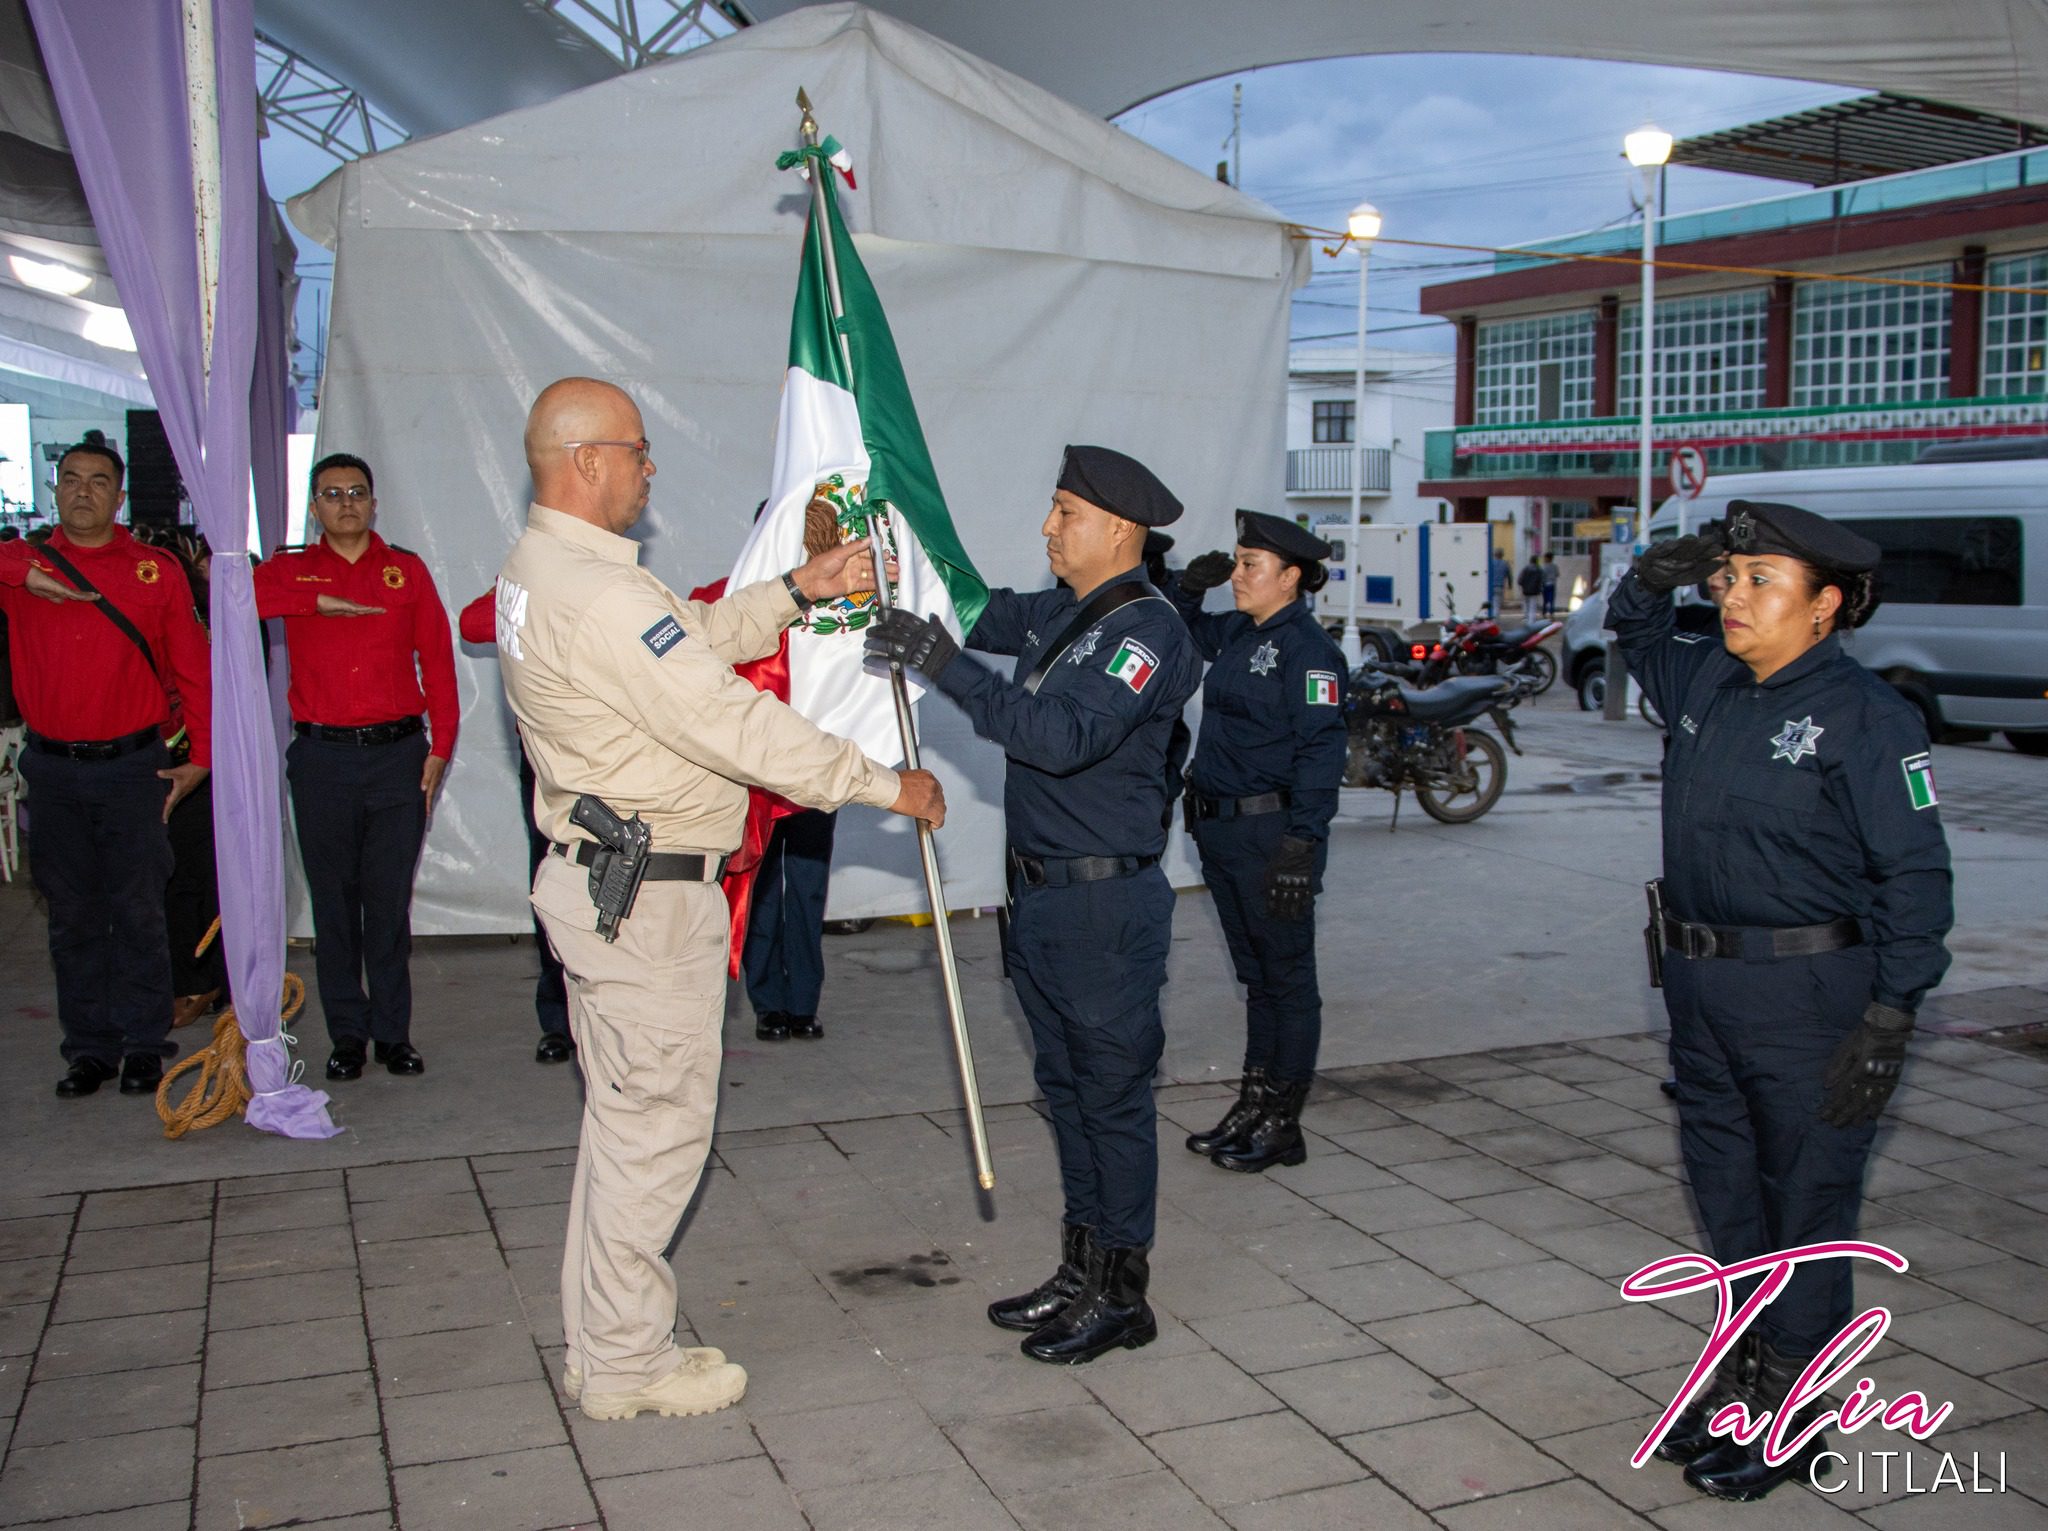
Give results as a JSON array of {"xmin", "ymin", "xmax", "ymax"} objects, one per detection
[{"xmin": 1671, "ymin": 92, "xmax": 2048, "ymax": 186}]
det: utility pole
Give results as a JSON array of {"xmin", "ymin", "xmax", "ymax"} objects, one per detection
[{"xmin": 1223, "ymin": 82, "xmax": 1241, "ymax": 188}]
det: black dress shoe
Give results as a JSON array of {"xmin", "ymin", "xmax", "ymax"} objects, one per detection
[
  {"xmin": 755, "ymin": 1011, "xmax": 791, "ymax": 1041},
  {"xmin": 119, "ymin": 1054, "xmax": 165, "ymax": 1095},
  {"xmin": 55, "ymin": 1058, "xmax": 119, "ymax": 1099},
  {"xmin": 374, "ymin": 1042, "xmax": 425, "ymax": 1076},
  {"xmin": 535, "ymin": 1032, "xmax": 575, "ymax": 1064},
  {"xmin": 326, "ymin": 1042, "xmax": 367, "ymax": 1081},
  {"xmin": 786, "ymin": 1014, "xmax": 823, "ymax": 1039},
  {"xmin": 989, "ymin": 1223, "xmax": 1092, "ymax": 1332}
]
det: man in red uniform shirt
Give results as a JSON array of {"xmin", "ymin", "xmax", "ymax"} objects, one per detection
[
  {"xmin": 253, "ymin": 452, "xmax": 457, "ymax": 1079},
  {"xmin": 0, "ymin": 440, "xmax": 212, "ymax": 1098}
]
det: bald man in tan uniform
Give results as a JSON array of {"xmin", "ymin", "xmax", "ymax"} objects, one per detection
[{"xmin": 497, "ymin": 377, "xmax": 945, "ymax": 1421}]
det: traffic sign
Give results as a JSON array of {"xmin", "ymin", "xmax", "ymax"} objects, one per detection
[{"xmin": 1670, "ymin": 445, "xmax": 1708, "ymax": 501}]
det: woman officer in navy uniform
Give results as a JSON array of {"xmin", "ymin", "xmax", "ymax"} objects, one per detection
[
  {"xmin": 1612, "ymin": 500, "xmax": 1952, "ymax": 1503},
  {"xmin": 1170, "ymin": 511, "xmax": 1348, "ymax": 1173}
]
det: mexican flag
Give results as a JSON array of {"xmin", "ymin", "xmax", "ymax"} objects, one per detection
[{"xmin": 729, "ymin": 134, "xmax": 986, "ymax": 765}]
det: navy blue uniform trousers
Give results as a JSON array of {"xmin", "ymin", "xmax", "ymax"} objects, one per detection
[
  {"xmin": 1192, "ymin": 813, "xmax": 1325, "ymax": 1083},
  {"xmin": 287, "ymin": 731, "xmax": 428, "ymax": 1046},
  {"xmin": 743, "ymin": 809, "xmax": 836, "ymax": 1018},
  {"xmin": 1008, "ymin": 867, "xmax": 1173, "ymax": 1249},
  {"xmin": 22, "ymin": 742, "xmax": 176, "ymax": 1064},
  {"xmin": 1665, "ymin": 944, "xmax": 1881, "ymax": 1355},
  {"xmin": 518, "ymin": 748, "xmax": 569, "ymax": 1037}
]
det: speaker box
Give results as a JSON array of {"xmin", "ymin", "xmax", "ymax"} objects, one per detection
[{"xmin": 124, "ymin": 409, "xmax": 183, "ymax": 528}]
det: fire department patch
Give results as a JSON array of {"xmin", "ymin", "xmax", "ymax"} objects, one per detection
[
  {"xmin": 135, "ymin": 559, "xmax": 160, "ymax": 584},
  {"xmin": 381, "ymin": 565, "xmax": 406, "ymax": 589}
]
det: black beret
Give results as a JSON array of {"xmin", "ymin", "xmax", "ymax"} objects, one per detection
[
  {"xmin": 1724, "ymin": 499, "xmax": 1879, "ymax": 575},
  {"xmin": 1058, "ymin": 445, "xmax": 1183, "ymax": 527},
  {"xmin": 1235, "ymin": 509, "xmax": 1332, "ymax": 564}
]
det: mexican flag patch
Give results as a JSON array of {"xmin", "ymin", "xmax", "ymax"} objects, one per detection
[
  {"xmin": 1901, "ymin": 752, "xmax": 1938, "ymax": 810},
  {"xmin": 1306, "ymin": 669, "xmax": 1339, "ymax": 706},
  {"xmin": 1106, "ymin": 639, "xmax": 1158, "ymax": 693}
]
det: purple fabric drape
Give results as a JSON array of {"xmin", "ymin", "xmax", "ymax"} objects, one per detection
[{"xmin": 31, "ymin": 0, "xmax": 338, "ymax": 1137}]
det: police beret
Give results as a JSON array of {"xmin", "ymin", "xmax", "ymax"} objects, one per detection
[
  {"xmin": 1235, "ymin": 509, "xmax": 1333, "ymax": 564},
  {"xmin": 1142, "ymin": 530, "xmax": 1175, "ymax": 560},
  {"xmin": 1724, "ymin": 500, "xmax": 1879, "ymax": 575},
  {"xmin": 1058, "ymin": 445, "xmax": 1183, "ymax": 527}
]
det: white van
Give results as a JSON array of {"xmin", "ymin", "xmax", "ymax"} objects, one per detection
[{"xmin": 1647, "ymin": 463, "xmax": 2048, "ymax": 753}]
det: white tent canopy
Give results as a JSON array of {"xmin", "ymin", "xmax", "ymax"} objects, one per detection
[{"xmin": 291, "ymin": 2, "xmax": 1305, "ymax": 934}]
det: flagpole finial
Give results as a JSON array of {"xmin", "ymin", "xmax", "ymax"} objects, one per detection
[{"xmin": 796, "ymin": 86, "xmax": 818, "ymax": 145}]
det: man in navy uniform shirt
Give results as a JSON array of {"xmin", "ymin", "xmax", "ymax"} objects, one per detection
[{"xmin": 868, "ymin": 445, "xmax": 1201, "ymax": 1365}]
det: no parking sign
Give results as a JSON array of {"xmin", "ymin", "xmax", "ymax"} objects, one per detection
[{"xmin": 1670, "ymin": 445, "xmax": 1708, "ymax": 501}]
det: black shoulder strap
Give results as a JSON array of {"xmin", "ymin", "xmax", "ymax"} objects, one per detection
[
  {"xmin": 35, "ymin": 544, "xmax": 162, "ymax": 681},
  {"xmin": 1021, "ymin": 579, "xmax": 1164, "ymax": 696}
]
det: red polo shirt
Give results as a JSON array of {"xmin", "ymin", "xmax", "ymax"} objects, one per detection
[
  {"xmin": 0, "ymin": 527, "xmax": 213, "ymax": 765},
  {"xmin": 253, "ymin": 532, "xmax": 459, "ymax": 760}
]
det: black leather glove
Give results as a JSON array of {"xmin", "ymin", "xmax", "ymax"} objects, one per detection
[
  {"xmin": 1819, "ymin": 1002, "xmax": 1915, "ymax": 1126},
  {"xmin": 1180, "ymin": 551, "xmax": 1234, "ymax": 595},
  {"xmin": 864, "ymin": 609, "xmax": 959, "ymax": 682},
  {"xmin": 1262, "ymin": 836, "xmax": 1317, "ymax": 921},
  {"xmin": 1633, "ymin": 524, "xmax": 1729, "ymax": 594}
]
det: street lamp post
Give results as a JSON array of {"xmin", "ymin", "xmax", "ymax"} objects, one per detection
[{"xmin": 1342, "ymin": 200, "xmax": 1381, "ymax": 667}]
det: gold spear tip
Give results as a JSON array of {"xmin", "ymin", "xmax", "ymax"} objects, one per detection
[{"xmin": 796, "ymin": 87, "xmax": 812, "ymax": 110}]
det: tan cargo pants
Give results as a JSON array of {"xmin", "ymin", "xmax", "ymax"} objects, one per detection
[{"xmin": 531, "ymin": 851, "xmax": 727, "ymax": 1397}]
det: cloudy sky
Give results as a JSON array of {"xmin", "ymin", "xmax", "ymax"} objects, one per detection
[{"xmin": 1112, "ymin": 54, "xmax": 1859, "ymax": 355}]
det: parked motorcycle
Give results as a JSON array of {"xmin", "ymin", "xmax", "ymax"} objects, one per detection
[
  {"xmin": 1395, "ymin": 585, "xmax": 1562, "ymax": 694},
  {"xmin": 1342, "ymin": 665, "xmax": 1528, "ymax": 825}
]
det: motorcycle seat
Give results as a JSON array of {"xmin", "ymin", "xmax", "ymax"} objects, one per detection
[
  {"xmin": 1492, "ymin": 624, "xmax": 1549, "ymax": 647},
  {"xmin": 1397, "ymin": 675, "xmax": 1512, "ymax": 720}
]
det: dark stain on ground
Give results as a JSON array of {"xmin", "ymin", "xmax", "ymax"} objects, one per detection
[
  {"xmin": 1535, "ymin": 770, "xmax": 1663, "ymax": 795},
  {"xmin": 829, "ymin": 1250, "xmax": 963, "ymax": 1291}
]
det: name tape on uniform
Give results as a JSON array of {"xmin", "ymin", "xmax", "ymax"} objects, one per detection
[
  {"xmin": 1306, "ymin": 670, "xmax": 1339, "ymax": 706},
  {"xmin": 641, "ymin": 614, "xmax": 687, "ymax": 659},
  {"xmin": 1106, "ymin": 638, "xmax": 1158, "ymax": 693},
  {"xmin": 1902, "ymin": 752, "xmax": 1939, "ymax": 811}
]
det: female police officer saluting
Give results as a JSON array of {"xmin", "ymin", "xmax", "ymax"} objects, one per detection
[
  {"xmin": 1612, "ymin": 499, "xmax": 1953, "ymax": 1502},
  {"xmin": 1171, "ymin": 511, "xmax": 1347, "ymax": 1173}
]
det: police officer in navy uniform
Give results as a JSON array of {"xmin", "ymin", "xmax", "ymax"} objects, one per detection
[
  {"xmin": 1172, "ymin": 512, "xmax": 1347, "ymax": 1173},
  {"xmin": 866, "ymin": 445, "xmax": 1201, "ymax": 1365},
  {"xmin": 1612, "ymin": 500, "xmax": 1952, "ymax": 1502}
]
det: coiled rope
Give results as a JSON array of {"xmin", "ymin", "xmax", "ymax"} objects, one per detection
[{"xmin": 154, "ymin": 915, "xmax": 308, "ymax": 1138}]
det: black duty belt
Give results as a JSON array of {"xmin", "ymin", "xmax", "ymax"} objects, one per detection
[
  {"xmin": 1009, "ymin": 849, "xmax": 1159, "ymax": 888},
  {"xmin": 1662, "ymin": 913, "xmax": 1862, "ymax": 961},
  {"xmin": 553, "ymin": 841, "xmax": 726, "ymax": 884},
  {"xmin": 1187, "ymin": 789, "xmax": 1290, "ymax": 823},
  {"xmin": 294, "ymin": 716, "xmax": 424, "ymax": 746},
  {"xmin": 25, "ymin": 726, "xmax": 160, "ymax": 761}
]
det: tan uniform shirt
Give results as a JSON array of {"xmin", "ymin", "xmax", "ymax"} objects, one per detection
[{"xmin": 495, "ymin": 501, "xmax": 899, "ymax": 853}]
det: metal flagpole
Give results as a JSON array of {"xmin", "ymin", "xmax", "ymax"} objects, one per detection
[{"xmin": 794, "ymin": 90, "xmax": 994, "ymax": 1192}]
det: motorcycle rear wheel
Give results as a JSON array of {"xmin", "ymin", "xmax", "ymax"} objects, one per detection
[
  {"xmin": 1517, "ymin": 645, "xmax": 1558, "ymax": 695},
  {"xmin": 1414, "ymin": 728, "xmax": 1508, "ymax": 823}
]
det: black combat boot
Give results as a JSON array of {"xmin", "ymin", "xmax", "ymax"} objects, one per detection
[
  {"xmin": 1684, "ymin": 1339, "xmax": 1830, "ymax": 1501},
  {"xmin": 1185, "ymin": 1067, "xmax": 1267, "ymax": 1156},
  {"xmin": 1021, "ymin": 1242, "xmax": 1156, "ymax": 1365},
  {"xmin": 1211, "ymin": 1078, "xmax": 1311, "ymax": 1173},
  {"xmin": 1654, "ymin": 1333, "xmax": 1758, "ymax": 1464},
  {"xmin": 987, "ymin": 1223, "xmax": 1092, "ymax": 1332}
]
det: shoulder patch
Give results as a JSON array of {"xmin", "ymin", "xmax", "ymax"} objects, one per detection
[
  {"xmin": 380, "ymin": 564, "xmax": 407, "ymax": 590},
  {"xmin": 641, "ymin": 614, "xmax": 686, "ymax": 659},
  {"xmin": 134, "ymin": 559, "xmax": 161, "ymax": 584},
  {"xmin": 386, "ymin": 543, "xmax": 417, "ymax": 557},
  {"xmin": 1901, "ymin": 752, "xmax": 1938, "ymax": 810},
  {"xmin": 1105, "ymin": 637, "xmax": 1159, "ymax": 693},
  {"xmin": 1305, "ymin": 669, "xmax": 1339, "ymax": 706}
]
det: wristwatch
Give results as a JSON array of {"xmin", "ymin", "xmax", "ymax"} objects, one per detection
[{"xmin": 782, "ymin": 569, "xmax": 815, "ymax": 614}]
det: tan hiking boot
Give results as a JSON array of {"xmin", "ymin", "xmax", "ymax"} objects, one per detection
[
  {"xmin": 563, "ymin": 1346, "xmax": 724, "ymax": 1401},
  {"xmin": 579, "ymin": 1358, "xmax": 747, "ymax": 1421}
]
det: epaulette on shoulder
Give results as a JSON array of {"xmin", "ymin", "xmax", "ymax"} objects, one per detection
[
  {"xmin": 387, "ymin": 543, "xmax": 417, "ymax": 556},
  {"xmin": 269, "ymin": 543, "xmax": 313, "ymax": 555}
]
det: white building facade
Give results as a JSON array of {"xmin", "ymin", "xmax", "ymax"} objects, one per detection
[{"xmin": 1285, "ymin": 344, "xmax": 1454, "ymax": 531}]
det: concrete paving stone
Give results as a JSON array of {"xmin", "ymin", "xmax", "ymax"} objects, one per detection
[
  {"xmin": 344, "ymin": 1158, "xmax": 478, "ymax": 1202},
  {"xmin": 1235, "ymin": 1217, "xmax": 1391, "ymax": 1277},
  {"xmin": 718, "ymin": 1136, "xmax": 860, "ymax": 1185},
  {"xmin": 205, "ymin": 1314, "xmax": 368, "ymax": 1388},
  {"xmin": 1583, "ymin": 1126, "xmax": 1686, "ymax": 1171},
  {"xmin": 751, "ymin": 1395, "xmax": 962, "ymax": 1492},
  {"xmin": 565, "ymin": 1402, "xmax": 762, "ymax": 1480},
  {"xmin": 355, "ymin": 1229, "xmax": 501, "ymax": 1288},
  {"xmin": 1461, "ymin": 1074, "xmax": 1592, "ymax": 1110},
  {"xmin": 1894, "ymin": 1406, "xmax": 2048, "ymax": 1494},
  {"xmin": 892, "ymin": 1346, "xmax": 1096, "ymax": 1427},
  {"xmin": 62, "ymin": 1220, "xmax": 211, "ymax": 1276},
  {"xmin": 1341, "ymin": 1410, "xmax": 1568, "ymax": 1508},
  {"xmin": 1408, "ymin": 1056, "xmax": 1527, "ymax": 1086},
  {"xmin": 1367, "ymin": 1304, "xmax": 1561, "ymax": 1377},
  {"xmin": 391, "ymin": 1444, "xmax": 596, "ymax": 1531},
  {"xmin": 1517, "ymin": 1098, "xmax": 1663, "ymax": 1138},
  {"xmin": 1579, "ymin": 1077, "xmax": 1681, "ymax": 1113},
  {"xmin": 1854, "ymin": 1488, "xmax": 2048, "ymax": 1531},
  {"xmin": 1913, "ymin": 1069, "xmax": 2043, "ymax": 1113},
  {"xmin": 1314, "ymin": 1185, "xmax": 1472, "ymax": 1235},
  {"xmin": 1533, "ymin": 1305, "xmax": 1708, "ymax": 1378},
  {"xmin": 592, "ymin": 1455, "xmax": 804, "ymax": 1531},
  {"xmin": 1008, "ymin": 1468, "xmax": 1229, "ymax": 1531},
  {"xmin": 208, "ymin": 1265, "xmax": 362, "ymax": 1330},
  {"xmin": 198, "ymin": 1369, "xmax": 380, "ymax": 1456},
  {"xmin": 73, "ymin": 1183, "xmax": 212, "ymax": 1232},
  {"xmin": 383, "ymin": 1376, "xmax": 566, "ymax": 1465},
  {"xmin": 1889, "ymin": 1096, "xmax": 2025, "ymax": 1139},
  {"xmin": 0, "ymin": 1427, "xmax": 195, "ymax": 1523},
  {"xmin": 1924, "ymin": 1257, "xmax": 2048, "ymax": 1324},
  {"xmin": 1326, "ymin": 1123, "xmax": 1469, "ymax": 1167},
  {"xmin": 1434, "ymin": 1478, "xmax": 1655, "ymax": 1530},
  {"xmin": 1520, "ymin": 1051, "xmax": 1647, "ymax": 1086},
  {"xmin": 729, "ymin": 1333, "xmax": 908, "ymax": 1417},
  {"xmin": 0, "ymin": 1215, "xmax": 73, "ymax": 1263},
  {"xmin": 1262, "ymin": 1350, "xmax": 1470, "ymax": 1436},
  {"xmin": 1591, "ymin": 1186, "xmax": 1703, "ymax": 1243},
  {"xmin": 718, "ymin": 1123, "xmax": 829, "ymax": 1150},
  {"xmin": 1966, "ymin": 1124, "xmax": 2048, "ymax": 1166},
  {"xmin": 1845, "ymin": 1348, "xmax": 2037, "ymax": 1431},
  {"xmin": 210, "ymin": 1222, "xmax": 357, "ymax": 1281},
  {"xmin": 361, "ymin": 1271, "xmax": 524, "ymax": 1339},
  {"xmin": 211, "ymin": 1184, "xmax": 352, "ymax": 1237},
  {"xmin": 12, "ymin": 1360, "xmax": 199, "ymax": 1447},
  {"xmin": 1876, "ymin": 1183, "xmax": 2048, "ymax": 1248},
  {"xmin": 466, "ymin": 1146, "xmax": 579, "ymax": 1175},
  {"xmin": 1377, "ymin": 1220, "xmax": 1553, "ymax": 1278},
  {"xmin": 52, "ymin": 1260, "xmax": 208, "ymax": 1323},
  {"xmin": 1890, "ymin": 1298, "xmax": 2048, "ymax": 1374},
  {"xmin": 1651, "ymin": 1487, "xmax": 1876, "ymax": 1529},
  {"xmin": 1188, "ymin": 1302, "xmax": 1382, "ymax": 1376},
  {"xmin": 1523, "ymin": 1219, "xmax": 1688, "ymax": 1281},
  {"xmin": 1930, "ymin": 1150, "xmax": 2048, "ymax": 1203},
  {"xmin": 214, "ymin": 1169, "xmax": 343, "ymax": 1199},
  {"xmin": 1146, "ymin": 1411, "xmax": 1368, "ymax": 1508},
  {"xmin": 0, "ymin": 1355, "xmax": 25, "ymax": 1419},
  {"xmin": 1295, "ymin": 1095, "xmax": 1408, "ymax": 1135},
  {"xmin": 688, "ymin": 1284, "xmax": 865, "ymax": 1359},
  {"xmin": 0, "ymin": 1301, "xmax": 46, "ymax": 1357},
  {"xmin": 1450, "ymin": 1353, "xmax": 1661, "ymax": 1439},
  {"xmin": 1460, "ymin": 1124, "xmax": 1605, "ymax": 1168},
  {"xmin": 1295, "ymin": 1257, "xmax": 1472, "ymax": 1325},
  {"xmin": 1869, "ymin": 1122, "xmax": 1986, "ymax": 1167},
  {"xmin": 1397, "ymin": 1099, "xmax": 1536, "ymax": 1138},
  {"xmin": 946, "ymin": 1403, "xmax": 1160, "ymax": 1497},
  {"xmin": 1578, "ymin": 1035, "xmax": 1673, "ymax": 1068},
  {"xmin": 473, "ymin": 1165, "xmax": 576, "ymax": 1211},
  {"xmin": 1846, "ymin": 1264, "xmax": 1962, "ymax": 1320},
  {"xmin": 805, "ymin": 1464, "xmax": 1024, "ymax": 1531},
  {"xmin": 1146, "ymin": 1251, "xmax": 1304, "ymax": 1322},
  {"xmin": 814, "ymin": 1244, "xmax": 975, "ymax": 1310},
  {"xmin": 373, "ymin": 1320, "xmax": 546, "ymax": 1399},
  {"xmin": 1168, "ymin": 1178, "xmax": 1335, "ymax": 1237},
  {"xmin": 7, "ymin": 1503, "xmax": 194, "ymax": 1530},
  {"xmin": 1451, "ymin": 1260, "xmax": 1634, "ymax": 1325},
  {"xmin": 1859, "ymin": 1157, "xmax": 1951, "ymax": 1198},
  {"xmin": 488, "ymin": 1200, "xmax": 569, "ymax": 1251},
  {"xmin": 1221, "ymin": 1477, "xmax": 1438, "ymax": 1531},
  {"xmin": 1390, "ymin": 1155, "xmax": 1546, "ymax": 1202},
  {"xmin": 32, "ymin": 1308, "xmax": 203, "ymax": 1381},
  {"xmin": 820, "ymin": 1113, "xmax": 958, "ymax": 1159},
  {"xmin": 351, "ymin": 1189, "xmax": 492, "ymax": 1245},
  {"xmin": 1454, "ymin": 1186, "xmax": 1616, "ymax": 1239},
  {"xmin": 1081, "ymin": 1349, "xmax": 1283, "ymax": 1435},
  {"xmin": 1533, "ymin": 1417, "xmax": 1702, "ymax": 1514}
]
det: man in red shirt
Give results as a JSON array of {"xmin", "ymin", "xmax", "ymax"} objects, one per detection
[
  {"xmin": 253, "ymin": 452, "xmax": 457, "ymax": 1080},
  {"xmin": 0, "ymin": 440, "xmax": 211, "ymax": 1098}
]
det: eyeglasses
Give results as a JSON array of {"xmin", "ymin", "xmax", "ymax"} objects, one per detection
[
  {"xmin": 563, "ymin": 438, "xmax": 650, "ymax": 464},
  {"xmin": 314, "ymin": 486, "xmax": 372, "ymax": 503}
]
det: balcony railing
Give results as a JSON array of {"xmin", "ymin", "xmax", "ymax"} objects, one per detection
[
  {"xmin": 1423, "ymin": 395, "xmax": 2048, "ymax": 483},
  {"xmin": 1287, "ymin": 445, "xmax": 1391, "ymax": 494}
]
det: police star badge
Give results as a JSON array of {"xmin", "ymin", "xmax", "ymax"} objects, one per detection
[
  {"xmin": 1769, "ymin": 715, "xmax": 1824, "ymax": 765},
  {"xmin": 1249, "ymin": 641, "xmax": 1280, "ymax": 675},
  {"xmin": 1067, "ymin": 625, "xmax": 1104, "ymax": 665},
  {"xmin": 381, "ymin": 565, "xmax": 406, "ymax": 589},
  {"xmin": 135, "ymin": 559, "xmax": 160, "ymax": 584}
]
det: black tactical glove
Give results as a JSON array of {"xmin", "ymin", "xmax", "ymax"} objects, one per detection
[
  {"xmin": 1180, "ymin": 551, "xmax": 1235, "ymax": 595},
  {"xmin": 864, "ymin": 609, "xmax": 959, "ymax": 682},
  {"xmin": 1262, "ymin": 836, "xmax": 1317, "ymax": 921},
  {"xmin": 1633, "ymin": 524, "xmax": 1729, "ymax": 594},
  {"xmin": 1819, "ymin": 1002, "xmax": 1915, "ymax": 1126}
]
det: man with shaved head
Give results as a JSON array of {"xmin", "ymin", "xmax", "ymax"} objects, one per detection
[{"xmin": 496, "ymin": 377, "xmax": 945, "ymax": 1423}]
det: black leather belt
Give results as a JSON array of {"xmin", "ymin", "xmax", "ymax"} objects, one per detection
[
  {"xmin": 26, "ymin": 726, "xmax": 159, "ymax": 761},
  {"xmin": 1008, "ymin": 849, "xmax": 1159, "ymax": 888},
  {"xmin": 1186, "ymin": 789, "xmax": 1290, "ymax": 823},
  {"xmin": 1662, "ymin": 913, "xmax": 1862, "ymax": 961},
  {"xmin": 294, "ymin": 716, "xmax": 424, "ymax": 746},
  {"xmin": 553, "ymin": 841, "xmax": 726, "ymax": 883}
]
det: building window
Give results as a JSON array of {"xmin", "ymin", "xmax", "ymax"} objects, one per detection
[
  {"xmin": 1982, "ymin": 251, "xmax": 2048, "ymax": 397},
  {"xmin": 1546, "ymin": 500, "xmax": 1598, "ymax": 557},
  {"xmin": 1792, "ymin": 264, "xmax": 1952, "ymax": 407},
  {"xmin": 1473, "ymin": 312, "xmax": 1596, "ymax": 425},
  {"xmin": 1618, "ymin": 289, "xmax": 1768, "ymax": 416},
  {"xmin": 1312, "ymin": 399, "xmax": 1355, "ymax": 444}
]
